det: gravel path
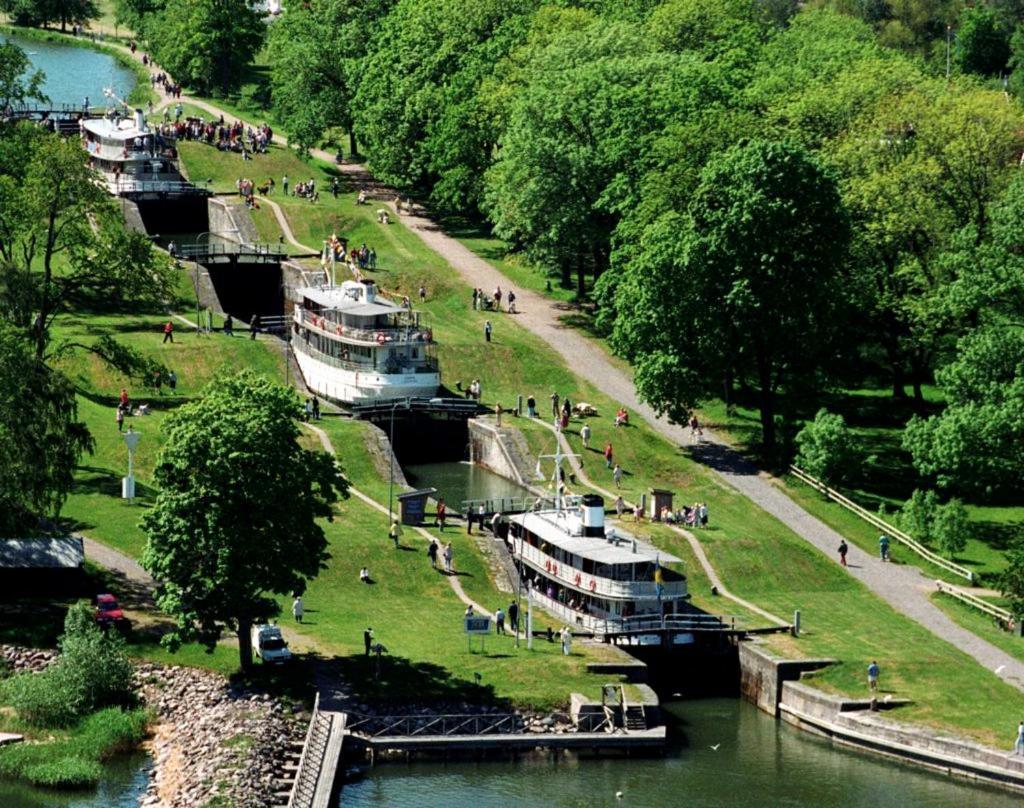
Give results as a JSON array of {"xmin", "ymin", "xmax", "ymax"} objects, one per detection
[{"xmin": 106, "ymin": 45, "xmax": 1024, "ymax": 690}]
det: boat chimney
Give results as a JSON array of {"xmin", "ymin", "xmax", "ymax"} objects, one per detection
[
  {"xmin": 581, "ymin": 494, "xmax": 605, "ymax": 537},
  {"xmin": 134, "ymin": 108, "xmax": 147, "ymax": 133},
  {"xmin": 361, "ymin": 279, "xmax": 376, "ymax": 303}
]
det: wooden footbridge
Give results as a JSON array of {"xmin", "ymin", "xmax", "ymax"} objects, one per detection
[{"xmin": 177, "ymin": 241, "xmax": 286, "ymax": 265}]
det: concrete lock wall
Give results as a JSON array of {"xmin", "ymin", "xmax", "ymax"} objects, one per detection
[
  {"xmin": 208, "ymin": 197, "xmax": 260, "ymax": 245},
  {"xmin": 467, "ymin": 419, "xmax": 536, "ymax": 490},
  {"xmin": 737, "ymin": 641, "xmax": 835, "ymax": 717}
]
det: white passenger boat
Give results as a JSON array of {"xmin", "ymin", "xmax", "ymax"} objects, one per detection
[
  {"xmin": 509, "ymin": 493, "xmax": 688, "ymax": 636},
  {"xmin": 80, "ymin": 106, "xmax": 200, "ymax": 198},
  {"xmin": 291, "ymin": 279, "xmax": 441, "ymax": 404}
]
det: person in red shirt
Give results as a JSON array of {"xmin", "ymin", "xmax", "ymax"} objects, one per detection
[
  {"xmin": 162, "ymin": 320, "xmax": 174, "ymax": 344},
  {"xmin": 604, "ymin": 442, "xmax": 614, "ymax": 469}
]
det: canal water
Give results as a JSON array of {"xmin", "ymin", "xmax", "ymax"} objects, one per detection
[
  {"xmin": 0, "ymin": 31, "xmax": 135, "ymax": 108},
  {"xmin": 0, "ymin": 752, "xmax": 150, "ymax": 808},
  {"xmin": 404, "ymin": 461, "xmax": 530, "ymax": 510},
  {"xmin": 339, "ymin": 698, "xmax": 1020, "ymax": 807}
]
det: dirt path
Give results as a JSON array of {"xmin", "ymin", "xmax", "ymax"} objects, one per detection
[{"xmin": 101, "ymin": 44, "xmax": 1024, "ymax": 691}]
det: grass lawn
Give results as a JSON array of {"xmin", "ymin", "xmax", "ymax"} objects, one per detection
[{"xmin": 931, "ymin": 592, "xmax": 1024, "ymax": 666}]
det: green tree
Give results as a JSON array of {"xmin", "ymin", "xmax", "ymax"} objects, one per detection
[
  {"xmin": 0, "ymin": 0, "xmax": 98, "ymax": 30},
  {"xmin": 903, "ymin": 327, "xmax": 1024, "ymax": 497},
  {"xmin": 148, "ymin": 0, "xmax": 264, "ymax": 95},
  {"xmin": 899, "ymin": 488, "xmax": 937, "ymax": 544},
  {"xmin": 267, "ymin": 0, "xmax": 393, "ymax": 155},
  {"xmin": 999, "ymin": 540, "xmax": 1024, "ymax": 621},
  {"xmin": 954, "ymin": 5, "xmax": 1010, "ymax": 76},
  {"xmin": 0, "ymin": 41, "xmax": 47, "ymax": 109},
  {"xmin": 0, "ymin": 322, "xmax": 92, "ymax": 536},
  {"xmin": 794, "ymin": 409, "xmax": 858, "ymax": 487},
  {"xmin": 605, "ymin": 139, "xmax": 849, "ymax": 453},
  {"xmin": 141, "ymin": 371, "xmax": 349, "ymax": 669},
  {"xmin": 932, "ymin": 498, "xmax": 969, "ymax": 559},
  {"xmin": 113, "ymin": 0, "xmax": 165, "ymax": 31},
  {"xmin": 0, "ymin": 126, "xmax": 173, "ymax": 363}
]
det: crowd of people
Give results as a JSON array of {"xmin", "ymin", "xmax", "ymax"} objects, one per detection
[
  {"xmin": 472, "ymin": 286, "xmax": 516, "ymax": 313},
  {"xmin": 166, "ymin": 114, "xmax": 272, "ymax": 157},
  {"xmin": 149, "ymin": 68, "xmax": 182, "ymax": 99}
]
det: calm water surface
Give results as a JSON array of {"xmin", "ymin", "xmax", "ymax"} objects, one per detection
[
  {"xmin": 2, "ymin": 32, "xmax": 135, "ymax": 107},
  {"xmin": 0, "ymin": 752, "xmax": 150, "ymax": 808},
  {"xmin": 340, "ymin": 699, "xmax": 1021, "ymax": 808},
  {"xmin": 404, "ymin": 461, "xmax": 530, "ymax": 510}
]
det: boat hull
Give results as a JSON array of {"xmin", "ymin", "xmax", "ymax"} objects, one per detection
[{"xmin": 294, "ymin": 346, "xmax": 440, "ymax": 404}]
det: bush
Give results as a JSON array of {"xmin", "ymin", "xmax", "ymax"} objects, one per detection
[
  {"xmin": 900, "ymin": 489, "xmax": 938, "ymax": 545},
  {"xmin": 1, "ymin": 602, "xmax": 134, "ymax": 728},
  {"xmin": 933, "ymin": 498, "xmax": 970, "ymax": 559},
  {"xmin": 794, "ymin": 408, "xmax": 858, "ymax": 487}
]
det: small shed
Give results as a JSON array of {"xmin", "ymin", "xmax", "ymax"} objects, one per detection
[
  {"xmin": 397, "ymin": 488, "xmax": 438, "ymax": 526},
  {"xmin": 0, "ymin": 537, "xmax": 86, "ymax": 595},
  {"xmin": 649, "ymin": 489, "xmax": 675, "ymax": 521}
]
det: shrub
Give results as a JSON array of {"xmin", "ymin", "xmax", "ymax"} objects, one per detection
[
  {"xmin": 794, "ymin": 409, "xmax": 858, "ymax": 487},
  {"xmin": 933, "ymin": 499, "xmax": 970, "ymax": 559},
  {"xmin": 2, "ymin": 602, "xmax": 134, "ymax": 728},
  {"xmin": 900, "ymin": 489, "xmax": 938, "ymax": 545}
]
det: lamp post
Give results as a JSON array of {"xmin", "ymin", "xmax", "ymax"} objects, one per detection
[
  {"xmin": 193, "ymin": 231, "xmax": 211, "ymax": 335},
  {"xmin": 122, "ymin": 427, "xmax": 141, "ymax": 500}
]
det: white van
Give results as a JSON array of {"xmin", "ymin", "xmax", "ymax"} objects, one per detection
[{"xmin": 251, "ymin": 624, "xmax": 293, "ymax": 664}]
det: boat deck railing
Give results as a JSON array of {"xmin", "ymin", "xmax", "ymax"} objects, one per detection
[{"xmin": 294, "ymin": 336, "xmax": 440, "ymax": 375}]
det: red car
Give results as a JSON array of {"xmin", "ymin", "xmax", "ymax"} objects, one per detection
[{"xmin": 94, "ymin": 593, "xmax": 129, "ymax": 629}]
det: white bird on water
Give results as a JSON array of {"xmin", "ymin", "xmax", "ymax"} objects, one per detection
[
  {"xmin": 995, "ymin": 665, "xmax": 1007, "ymax": 675},
  {"xmin": 709, "ymin": 743, "xmax": 721, "ymax": 751}
]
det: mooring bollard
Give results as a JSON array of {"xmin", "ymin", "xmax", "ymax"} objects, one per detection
[
  {"xmin": 792, "ymin": 609, "xmax": 801, "ymax": 637},
  {"xmin": 516, "ymin": 394, "xmax": 523, "ymax": 417}
]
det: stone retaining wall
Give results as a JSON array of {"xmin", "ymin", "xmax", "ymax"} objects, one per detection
[
  {"xmin": 737, "ymin": 640, "xmax": 834, "ymax": 717},
  {"xmin": 467, "ymin": 418, "xmax": 540, "ymax": 492}
]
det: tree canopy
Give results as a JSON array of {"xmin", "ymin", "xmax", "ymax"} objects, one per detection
[
  {"xmin": 141, "ymin": 371, "xmax": 349, "ymax": 668},
  {"xmin": 0, "ymin": 41, "xmax": 47, "ymax": 110}
]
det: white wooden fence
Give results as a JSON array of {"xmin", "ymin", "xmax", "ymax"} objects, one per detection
[
  {"xmin": 934, "ymin": 580, "xmax": 1012, "ymax": 623},
  {"xmin": 788, "ymin": 465, "xmax": 975, "ymax": 584}
]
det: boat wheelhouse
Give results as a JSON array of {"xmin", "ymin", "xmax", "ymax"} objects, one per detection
[
  {"xmin": 292, "ymin": 279, "xmax": 441, "ymax": 404},
  {"xmin": 81, "ymin": 107, "xmax": 199, "ymax": 198},
  {"xmin": 509, "ymin": 494, "xmax": 688, "ymax": 635}
]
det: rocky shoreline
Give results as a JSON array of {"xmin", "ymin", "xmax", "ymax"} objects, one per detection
[{"xmin": 1, "ymin": 645, "xmax": 307, "ymax": 808}]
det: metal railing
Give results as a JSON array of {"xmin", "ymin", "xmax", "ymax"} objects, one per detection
[
  {"xmin": 294, "ymin": 306, "xmax": 433, "ymax": 346},
  {"xmin": 789, "ymin": 465, "xmax": 975, "ymax": 584},
  {"xmin": 515, "ymin": 540, "xmax": 687, "ymax": 600},
  {"xmin": 288, "ymin": 694, "xmax": 330, "ymax": 808},
  {"xmin": 294, "ymin": 334, "xmax": 440, "ymax": 374},
  {"xmin": 178, "ymin": 242, "xmax": 284, "ymax": 259},
  {"xmin": 112, "ymin": 179, "xmax": 210, "ymax": 195},
  {"xmin": 935, "ymin": 580, "xmax": 1012, "ymax": 623},
  {"xmin": 346, "ymin": 713, "xmax": 524, "ymax": 738}
]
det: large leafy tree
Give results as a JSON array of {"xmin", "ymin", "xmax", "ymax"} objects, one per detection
[
  {"xmin": 0, "ymin": 126, "xmax": 174, "ymax": 363},
  {"xmin": 954, "ymin": 5, "xmax": 1010, "ymax": 76},
  {"xmin": 605, "ymin": 139, "xmax": 849, "ymax": 453},
  {"xmin": 148, "ymin": 0, "xmax": 264, "ymax": 95},
  {"xmin": 353, "ymin": 0, "xmax": 536, "ymax": 212},
  {"xmin": 266, "ymin": 0, "xmax": 393, "ymax": 155},
  {"xmin": 0, "ymin": 322, "xmax": 92, "ymax": 537},
  {"xmin": 0, "ymin": 0, "xmax": 98, "ymax": 30},
  {"xmin": 141, "ymin": 371, "xmax": 349, "ymax": 669},
  {"xmin": 0, "ymin": 41, "xmax": 47, "ymax": 110}
]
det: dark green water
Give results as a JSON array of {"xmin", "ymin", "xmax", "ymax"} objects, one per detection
[
  {"xmin": 404, "ymin": 461, "xmax": 530, "ymax": 510},
  {"xmin": 0, "ymin": 752, "xmax": 150, "ymax": 808},
  {"xmin": 1, "ymin": 32, "xmax": 134, "ymax": 108},
  {"xmin": 339, "ymin": 698, "xmax": 1021, "ymax": 807}
]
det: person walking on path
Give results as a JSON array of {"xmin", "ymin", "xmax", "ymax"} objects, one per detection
[
  {"xmin": 116, "ymin": 406, "xmax": 124, "ymax": 432},
  {"xmin": 604, "ymin": 441, "xmax": 614, "ymax": 469},
  {"xmin": 292, "ymin": 595, "xmax": 304, "ymax": 623},
  {"xmin": 283, "ymin": 175, "xmax": 289, "ymax": 195},
  {"xmin": 550, "ymin": 392, "xmax": 559, "ymax": 419},
  {"xmin": 615, "ymin": 495, "xmax": 625, "ymax": 517},
  {"xmin": 508, "ymin": 601, "xmax": 519, "ymax": 633},
  {"xmin": 312, "ymin": 396, "xmax": 320, "ymax": 421},
  {"xmin": 879, "ymin": 534, "xmax": 890, "ymax": 562},
  {"xmin": 484, "ymin": 320, "xmax": 492, "ymax": 342},
  {"xmin": 867, "ymin": 660, "xmax": 880, "ymax": 692},
  {"xmin": 472, "ymin": 288, "xmax": 479, "ymax": 310},
  {"xmin": 1015, "ymin": 721, "xmax": 1024, "ymax": 755},
  {"xmin": 162, "ymin": 320, "xmax": 174, "ymax": 343},
  {"xmin": 168, "ymin": 370, "xmax": 177, "ymax": 393},
  {"xmin": 838, "ymin": 540, "xmax": 848, "ymax": 567},
  {"xmin": 437, "ymin": 498, "xmax": 447, "ymax": 531},
  {"xmin": 507, "ymin": 290, "xmax": 517, "ymax": 313},
  {"xmin": 250, "ymin": 314, "xmax": 260, "ymax": 340},
  {"xmin": 495, "ymin": 607, "xmax": 505, "ymax": 635},
  {"xmin": 389, "ymin": 519, "xmax": 402, "ymax": 549},
  {"xmin": 443, "ymin": 541, "xmax": 453, "ymax": 574},
  {"xmin": 560, "ymin": 626, "xmax": 572, "ymax": 656},
  {"xmin": 581, "ymin": 422, "xmax": 591, "ymax": 449},
  {"xmin": 527, "ymin": 395, "xmax": 537, "ymax": 417},
  {"xmin": 427, "ymin": 539, "xmax": 439, "ymax": 569},
  {"xmin": 364, "ymin": 628, "xmax": 373, "ymax": 656},
  {"xmin": 223, "ymin": 314, "xmax": 234, "ymax": 336},
  {"xmin": 612, "ymin": 463, "xmax": 623, "ymax": 487}
]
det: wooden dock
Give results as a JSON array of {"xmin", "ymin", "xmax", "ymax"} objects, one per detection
[{"xmin": 287, "ymin": 697, "xmax": 347, "ymax": 808}]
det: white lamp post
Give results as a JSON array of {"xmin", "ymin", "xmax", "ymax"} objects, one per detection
[{"xmin": 122, "ymin": 427, "xmax": 141, "ymax": 500}]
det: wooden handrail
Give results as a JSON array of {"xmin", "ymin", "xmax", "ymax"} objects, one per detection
[{"xmin": 935, "ymin": 580, "xmax": 1012, "ymax": 623}]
